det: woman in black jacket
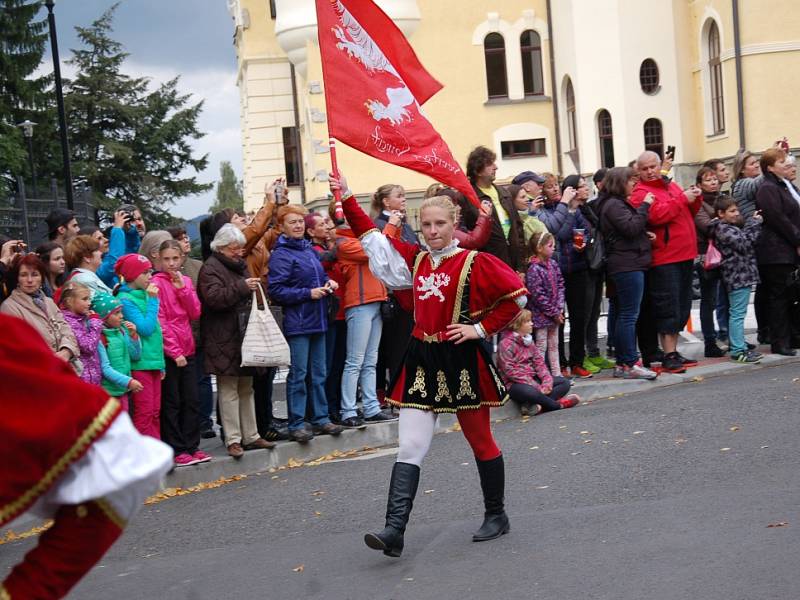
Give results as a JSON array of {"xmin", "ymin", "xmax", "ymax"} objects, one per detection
[
  {"xmin": 595, "ymin": 167, "xmax": 657, "ymax": 380},
  {"xmin": 754, "ymin": 148, "xmax": 800, "ymax": 355}
]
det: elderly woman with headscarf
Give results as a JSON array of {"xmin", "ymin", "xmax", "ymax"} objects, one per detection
[{"xmin": 197, "ymin": 224, "xmax": 275, "ymax": 458}]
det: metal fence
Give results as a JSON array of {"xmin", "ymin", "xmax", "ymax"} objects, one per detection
[{"xmin": 0, "ymin": 176, "xmax": 95, "ymax": 248}]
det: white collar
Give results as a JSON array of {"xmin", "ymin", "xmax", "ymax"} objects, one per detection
[{"xmin": 427, "ymin": 239, "xmax": 460, "ymax": 268}]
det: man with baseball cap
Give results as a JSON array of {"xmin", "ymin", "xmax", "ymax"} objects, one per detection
[
  {"xmin": 512, "ymin": 171, "xmax": 546, "ymax": 214},
  {"xmin": 45, "ymin": 208, "xmax": 80, "ymax": 245}
]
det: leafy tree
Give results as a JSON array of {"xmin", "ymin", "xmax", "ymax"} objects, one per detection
[
  {"xmin": 0, "ymin": 0, "xmax": 57, "ymax": 196},
  {"xmin": 63, "ymin": 3, "xmax": 210, "ymax": 223},
  {"xmin": 210, "ymin": 160, "xmax": 243, "ymax": 213}
]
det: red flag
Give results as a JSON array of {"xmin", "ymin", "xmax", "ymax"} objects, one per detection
[{"xmin": 315, "ymin": 0, "xmax": 480, "ymax": 207}]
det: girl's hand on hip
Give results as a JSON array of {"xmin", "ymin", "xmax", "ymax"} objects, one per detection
[{"xmin": 446, "ymin": 323, "xmax": 479, "ymax": 345}]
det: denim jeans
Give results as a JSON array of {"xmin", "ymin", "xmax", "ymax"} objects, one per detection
[
  {"xmin": 341, "ymin": 302, "xmax": 383, "ymax": 420},
  {"xmin": 716, "ymin": 284, "xmax": 730, "ymax": 336},
  {"xmin": 697, "ymin": 265, "xmax": 721, "ymax": 342},
  {"xmin": 286, "ymin": 333, "xmax": 330, "ymax": 431},
  {"xmin": 727, "ymin": 287, "xmax": 751, "ymax": 355},
  {"xmin": 606, "ymin": 296, "xmax": 617, "ymax": 350},
  {"xmin": 611, "ymin": 270, "xmax": 645, "ymax": 366}
]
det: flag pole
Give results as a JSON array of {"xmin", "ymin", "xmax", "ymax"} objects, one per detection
[{"xmin": 329, "ymin": 137, "xmax": 344, "ymax": 220}]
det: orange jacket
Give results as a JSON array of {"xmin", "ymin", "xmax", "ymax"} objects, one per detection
[
  {"xmin": 243, "ymin": 200, "xmax": 280, "ymax": 281},
  {"xmin": 335, "ymin": 228, "xmax": 388, "ymax": 310}
]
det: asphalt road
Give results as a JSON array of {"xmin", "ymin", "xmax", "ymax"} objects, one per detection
[{"xmin": 3, "ymin": 363, "xmax": 799, "ymax": 600}]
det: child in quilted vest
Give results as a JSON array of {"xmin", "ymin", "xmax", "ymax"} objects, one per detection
[
  {"xmin": 92, "ymin": 291, "xmax": 143, "ymax": 412},
  {"xmin": 115, "ymin": 254, "xmax": 165, "ymax": 439},
  {"xmin": 151, "ymin": 240, "xmax": 209, "ymax": 467},
  {"xmin": 59, "ymin": 281, "xmax": 103, "ymax": 386},
  {"xmin": 525, "ymin": 232, "xmax": 565, "ymax": 377}
]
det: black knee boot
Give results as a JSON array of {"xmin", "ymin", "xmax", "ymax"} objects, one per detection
[
  {"xmin": 364, "ymin": 462, "xmax": 420, "ymax": 557},
  {"xmin": 472, "ymin": 454, "xmax": 510, "ymax": 542}
]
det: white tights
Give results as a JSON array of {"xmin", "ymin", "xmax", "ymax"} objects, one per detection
[{"xmin": 397, "ymin": 408, "xmax": 437, "ymax": 467}]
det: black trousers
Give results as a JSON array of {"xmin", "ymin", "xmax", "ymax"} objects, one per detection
[
  {"xmin": 559, "ymin": 270, "xmax": 589, "ymax": 368},
  {"xmin": 585, "ymin": 269, "xmax": 604, "ymax": 356},
  {"xmin": 759, "ymin": 264, "xmax": 795, "ymax": 350},
  {"xmin": 326, "ymin": 320, "xmax": 347, "ymax": 419},
  {"xmin": 636, "ymin": 270, "xmax": 660, "ymax": 361},
  {"xmin": 508, "ymin": 377, "xmax": 571, "ymax": 412},
  {"xmin": 161, "ymin": 356, "xmax": 200, "ymax": 455},
  {"xmin": 253, "ymin": 367, "xmax": 277, "ymax": 437}
]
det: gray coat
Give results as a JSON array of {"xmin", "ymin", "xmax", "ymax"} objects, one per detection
[{"xmin": 711, "ymin": 219, "xmax": 761, "ymax": 292}]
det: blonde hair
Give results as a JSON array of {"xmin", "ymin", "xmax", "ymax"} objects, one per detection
[
  {"xmin": 529, "ymin": 231, "xmax": 555, "ymax": 259},
  {"xmin": 508, "ymin": 309, "xmax": 532, "ymax": 332},
  {"xmin": 59, "ymin": 280, "xmax": 90, "ymax": 310},
  {"xmin": 419, "ymin": 195, "xmax": 457, "ymax": 222},
  {"xmin": 423, "ymin": 183, "xmax": 445, "ymax": 199},
  {"xmin": 370, "ymin": 183, "xmax": 404, "ymax": 216}
]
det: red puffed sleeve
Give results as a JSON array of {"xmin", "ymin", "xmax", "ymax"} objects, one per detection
[{"xmin": 468, "ymin": 252, "xmax": 526, "ymax": 336}]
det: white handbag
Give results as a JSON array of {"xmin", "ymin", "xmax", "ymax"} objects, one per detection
[{"xmin": 240, "ymin": 283, "xmax": 291, "ymax": 367}]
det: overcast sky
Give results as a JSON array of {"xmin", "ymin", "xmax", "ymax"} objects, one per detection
[{"xmin": 40, "ymin": 0, "xmax": 241, "ymax": 219}]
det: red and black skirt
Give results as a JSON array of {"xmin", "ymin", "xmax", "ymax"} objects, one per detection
[{"xmin": 386, "ymin": 337, "xmax": 508, "ymax": 413}]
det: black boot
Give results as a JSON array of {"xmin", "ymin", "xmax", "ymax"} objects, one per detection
[
  {"xmin": 704, "ymin": 341, "xmax": 725, "ymax": 358},
  {"xmin": 472, "ymin": 454, "xmax": 510, "ymax": 542},
  {"xmin": 364, "ymin": 462, "xmax": 420, "ymax": 557}
]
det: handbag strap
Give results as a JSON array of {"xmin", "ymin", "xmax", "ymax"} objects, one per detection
[{"xmin": 250, "ymin": 282, "xmax": 268, "ymax": 318}]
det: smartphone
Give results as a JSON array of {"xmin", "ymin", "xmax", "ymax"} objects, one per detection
[
  {"xmin": 274, "ymin": 182, "xmax": 284, "ymax": 200},
  {"xmin": 666, "ymin": 145, "xmax": 676, "ymax": 158}
]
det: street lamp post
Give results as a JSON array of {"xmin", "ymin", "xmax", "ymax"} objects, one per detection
[
  {"xmin": 17, "ymin": 120, "xmax": 38, "ymax": 198},
  {"xmin": 45, "ymin": 0, "xmax": 74, "ymax": 210}
]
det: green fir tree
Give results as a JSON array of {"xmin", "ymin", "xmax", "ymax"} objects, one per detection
[{"xmin": 210, "ymin": 160, "xmax": 243, "ymax": 213}]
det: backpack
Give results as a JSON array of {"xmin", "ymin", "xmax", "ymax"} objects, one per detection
[{"xmin": 585, "ymin": 203, "xmax": 607, "ymax": 271}]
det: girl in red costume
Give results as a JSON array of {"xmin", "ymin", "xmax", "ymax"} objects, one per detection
[
  {"xmin": 331, "ymin": 175, "xmax": 526, "ymax": 558},
  {"xmin": 0, "ymin": 314, "xmax": 172, "ymax": 599}
]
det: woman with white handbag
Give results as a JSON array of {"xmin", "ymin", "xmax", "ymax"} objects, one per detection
[{"xmin": 197, "ymin": 224, "xmax": 275, "ymax": 458}]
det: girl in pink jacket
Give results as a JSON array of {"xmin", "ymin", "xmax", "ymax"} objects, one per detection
[
  {"xmin": 497, "ymin": 310, "xmax": 579, "ymax": 416},
  {"xmin": 152, "ymin": 240, "xmax": 209, "ymax": 467}
]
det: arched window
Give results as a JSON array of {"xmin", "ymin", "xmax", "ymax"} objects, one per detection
[
  {"xmin": 484, "ymin": 33, "xmax": 508, "ymax": 99},
  {"xmin": 565, "ymin": 77, "xmax": 577, "ymax": 151},
  {"xmin": 643, "ymin": 118, "xmax": 664, "ymax": 158},
  {"xmin": 598, "ymin": 110, "xmax": 614, "ymax": 168},
  {"xmin": 520, "ymin": 30, "xmax": 544, "ymax": 96},
  {"xmin": 639, "ymin": 59, "xmax": 660, "ymax": 95},
  {"xmin": 708, "ymin": 21, "xmax": 725, "ymax": 134}
]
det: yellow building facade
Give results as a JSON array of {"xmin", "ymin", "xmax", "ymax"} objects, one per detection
[{"xmin": 228, "ymin": 0, "xmax": 800, "ymax": 212}]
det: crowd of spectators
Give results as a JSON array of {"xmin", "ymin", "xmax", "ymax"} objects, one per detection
[{"xmin": 1, "ymin": 142, "xmax": 798, "ymax": 463}]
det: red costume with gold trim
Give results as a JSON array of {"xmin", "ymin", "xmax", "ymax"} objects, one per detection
[
  {"xmin": 0, "ymin": 314, "xmax": 171, "ymax": 599},
  {"xmin": 387, "ymin": 245, "xmax": 525, "ymax": 412}
]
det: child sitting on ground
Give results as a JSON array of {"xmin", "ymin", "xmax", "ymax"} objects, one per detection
[
  {"xmin": 711, "ymin": 196, "xmax": 763, "ymax": 363},
  {"xmin": 92, "ymin": 291, "xmax": 143, "ymax": 412},
  {"xmin": 525, "ymin": 231, "xmax": 565, "ymax": 376},
  {"xmin": 59, "ymin": 280, "xmax": 103, "ymax": 386},
  {"xmin": 497, "ymin": 309, "xmax": 580, "ymax": 416}
]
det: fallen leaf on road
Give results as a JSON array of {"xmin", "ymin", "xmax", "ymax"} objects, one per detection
[
  {"xmin": 570, "ymin": 452, "xmax": 581, "ymax": 456},
  {"xmin": 675, "ymin": 437, "xmax": 687, "ymax": 445},
  {"xmin": 311, "ymin": 490, "xmax": 325, "ymax": 496},
  {"xmin": 559, "ymin": 425, "xmax": 567, "ymax": 430},
  {"xmin": 607, "ymin": 396, "xmax": 616, "ymax": 400},
  {"xmin": 691, "ymin": 376, "xmax": 704, "ymax": 382},
  {"xmin": 761, "ymin": 446, "xmax": 769, "ymax": 449},
  {"xmin": 729, "ymin": 426, "xmax": 740, "ymax": 432},
  {"xmin": 424, "ymin": 489, "xmax": 435, "ymax": 494},
  {"xmin": 461, "ymin": 462, "xmax": 469, "ymax": 465},
  {"xmin": 529, "ymin": 446, "xmax": 539, "ymax": 450},
  {"xmin": 521, "ymin": 416, "xmax": 530, "ymax": 423},
  {"xmin": 449, "ymin": 422, "xmax": 462, "ymax": 432},
  {"xmin": 144, "ymin": 475, "xmax": 247, "ymax": 505},
  {"xmin": 767, "ymin": 522, "xmax": 789, "ymax": 528},
  {"xmin": 535, "ymin": 485, "xmax": 549, "ymax": 489},
  {"xmin": 720, "ymin": 447, "xmax": 731, "ymax": 452},
  {"xmin": 583, "ymin": 440, "xmax": 592, "ymax": 444},
  {"xmin": 404, "ymin": 577, "xmax": 414, "ymax": 582},
  {"xmin": 633, "ymin": 431, "xmax": 644, "ymax": 435},
  {"xmin": 293, "ymin": 564, "xmax": 305, "ymax": 573},
  {"xmin": 0, "ymin": 520, "xmax": 54, "ymax": 545},
  {"xmin": 580, "ymin": 431, "xmax": 591, "ymax": 435},
  {"xmin": 313, "ymin": 511, "xmax": 322, "ymax": 517}
]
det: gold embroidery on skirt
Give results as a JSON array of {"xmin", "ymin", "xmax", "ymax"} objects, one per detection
[
  {"xmin": 435, "ymin": 370, "xmax": 453, "ymax": 403},
  {"xmin": 457, "ymin": 369, "xmax": 477, "ymax": 400},
  {"xmin": 408, "ymin": 366, "xmax": 427, "ymax": 398}
]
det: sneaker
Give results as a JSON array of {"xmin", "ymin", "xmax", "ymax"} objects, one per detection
[
  {"xmin": 200, "ymin": 428, "xmax": 216, "ymax": 439},
  {"xmin": 288, "ymin": 429, "xmax": 314, "ymax": 444},
  {"xmin": 340, "ymin": 417, "xmax": 367, "ymax": 429},
  {"xmin": 622, "ymin": 364, "xmax": 658, "ymax": 380},
  {"xmin": 571, "ymin": 366, "xmax": 594, "ymax": 379},
  {"xmin": 558, "ymin": 394, "xmax": 581, "ymax": 409},
  {"xmin": 519, "ymin": 403, "xmax": 542, "ymax": 417},
  {"xmin": 677, "ymin": 353, "xmax": 699, "ymax": 366},
  {"xmin": 606, "ymin": 346, "xmax": 615, "ymax": 358},
  {"xmin": 263, "ymin": 424, "xmax": 290, "ymax": 442},
  {"xmin": 644, "ymin": 349, "xmax": 665, "ymax": 366},
  {"xmin": 581, "ymin": 358, "xmax": 601, "ymax": 374},
  {"xmin": 731, "ymin": 350, "xmax": 761, "ymax": 363},
  {"xmin": 661, "ymin": 352, "xmax": 687, "ymax": 374},
  {"xmin": 174, "ymin": 452, "xmax": 200, "ymax": 467},
  {"xmin": 613, "ymin": 365, "xmax": 625, "ymax": 378},
  {"xmin": 364, "ymin": 410, "xmax": 399, "ymax": 423},
  {"xmin": 192, "ymin": 450, "xmax": 212, "ymax": 464},
  {"xmin": 588, "ymin": 355, "xmax": 616, "ymax": 370},
  {"xmin": 311, "ymin": 422, "xmax": 344, "ymax": 436}
]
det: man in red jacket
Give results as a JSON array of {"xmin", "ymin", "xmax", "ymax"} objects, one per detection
[{"xmin": 630, "ymin": 151, "xmax": 703, "ymax": 373}]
